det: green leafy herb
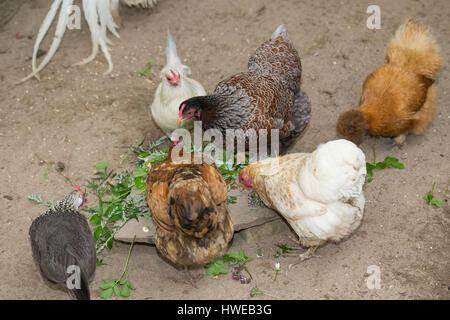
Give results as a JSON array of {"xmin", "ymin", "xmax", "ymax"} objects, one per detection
[
  {"xmin": 205, "ymin": 259, "xmax": 229, "ymax": 277},
  {"xmin": 136, "ymin": 58, "xmax": 153, "ymax": 77},
  {"xmin": 424, "ymin": 183, "xmax": 443, "ymax": 208},
  {"xmin": 205, "ymin": 250, "xmax": 253, "ymax": 278},
  {"xmin": 366, "ymin": 147, "xmax": 404, "ymax": 182},
  {"xmin": 99, "ymin": 236, "xmax": 136, "ymax": 299},
  {"xmin": 27, "ymin": 194, "xmax": 54, "ymax": 207},
  {"xmin": 273, "ymin": 244, "xmax": 298, "ymax": 258}
]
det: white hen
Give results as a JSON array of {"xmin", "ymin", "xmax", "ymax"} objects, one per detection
[
  {"xmin": 239, "ymin": 139, "xmax": 366, "ymax": 265},
  {"xmin": 20, "ymin": 0, "xmax": 160, "ymax": 83},
  {"xmin": 150, "ymin": 31, "xmax": 206, "ymax": 140}
]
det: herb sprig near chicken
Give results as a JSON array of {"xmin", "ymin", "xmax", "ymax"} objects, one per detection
[{"xmin": 178, "ymin": 25, "xmax": 311, "ymax": 150}]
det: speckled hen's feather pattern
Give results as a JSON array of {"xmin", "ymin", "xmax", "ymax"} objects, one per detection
[
  {"xmin": 146, "ymin": 151, "xmax": 233, "ymax": 267},
  {"xmin": 197, "ymin": 26, "xmax": 310, "ymax": 146}
]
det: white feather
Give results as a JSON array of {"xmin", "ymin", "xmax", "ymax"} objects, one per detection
[{"xmin": 19, "ymin": 0, "xmax": 75, "ymax": 83}]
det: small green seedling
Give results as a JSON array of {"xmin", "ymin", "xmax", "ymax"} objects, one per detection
[
  {"xmin": 205, "ymin": 259, "xmax": 229, "ymax": 277},
  {"xmin": 273, "ymin": 243, "xmax": 298, "ymax": 258},
  {"xmin": 205, "ymin": 250, "xmax": 253, "ymax": 279},
  {"xmin": 28, "ymin": 194, "xmax": 54, "ymax": 207},
  {"xmin": 366, "ymin": 147, "xmax": 404, "ymax": 182},
  {"xmin": 136, "ymin": 58, "xmax": 153, "ymax": 77},
  {"xmin": 99, "ymin": 236, "xmax": 136, "ymax": 299},
  {"xmin": 227, "ymin": 195, "xmax": 237, "ymax": 204},
  {"xmin": 424, "ymin": 183, "xmax": 443, "ymax": 208}
]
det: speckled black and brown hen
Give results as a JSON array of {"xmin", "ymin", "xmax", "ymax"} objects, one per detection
[
  {"xmin": 29, "ymin": 186, "xmax": 96, "ymax": 300},
  {"xmin": 178, "ymin": 24, "xmax": 311, "ymax": 150}
]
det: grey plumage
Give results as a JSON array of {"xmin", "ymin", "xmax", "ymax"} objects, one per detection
[{"xmin": 29, "ymin": 190, "xmax": 95, "ymax": 300}]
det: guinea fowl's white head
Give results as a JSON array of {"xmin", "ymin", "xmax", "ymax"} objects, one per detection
[
  {"xmin": 160, "ymin": 30, "xmax": 192, "ymax": 88},
  {"xmin": 73, "ymin": 185, "xmax": 86, "ymax": 208},
  {"xmin": 300, "ymin": 139, "xmax": 366, "ymax": 202}
]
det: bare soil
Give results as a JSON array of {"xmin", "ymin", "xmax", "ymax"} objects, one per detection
[{"xmin": 0, "ymin": 0, "xmax": 448, "ymax": 299}]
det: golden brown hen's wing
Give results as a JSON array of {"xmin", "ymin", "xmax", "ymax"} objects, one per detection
[
  {"xmin": 146, "ymin": 162, "xmax": 175, "ymax": 233},
  {"xmin": 199, "ymin": 163, "xmax": 228, "ymax": 205}
]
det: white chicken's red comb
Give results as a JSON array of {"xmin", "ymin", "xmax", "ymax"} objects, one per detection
[
  {"xmin": 74, "ymin": 185, "xmax": 81, "ymax": 191},
  {"xmin": 178, "ymin": 104, "xmax": 186, "ymax": 120}
]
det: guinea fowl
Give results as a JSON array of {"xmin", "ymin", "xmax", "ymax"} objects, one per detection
[
  {"xmin": 145, "ymin": 148, "xmax": 233, "ymax": 282},
  {"xmin": 178, "ymin": 24, "xmax": 311, "ymax": 151},
  {"xmin": 29, "ymin": 186, "xmax": 96, "ymax": 300}
]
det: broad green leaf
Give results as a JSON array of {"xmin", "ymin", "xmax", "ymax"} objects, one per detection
[
  {"xmin": 424, "ymin": 192, "xmax": 433, "ymax": 204},
  {"xmin": 93, "ymin": 226, "xmax": 102, "ymax": 240},
  {"xmin": 100, "ymin": 288, "xmax": 113, "ymax": 299},
  {"xmin": 113, "ymin": 285, "xmax": 121, "ymax": 297},
  {"xmin": 431, "ymin": 199, "xmax": 443, "ymax": 208},
  {"xmin": 95, "ymin": 162, "xmax": 108, "ymax": 170},
  {"xmin": 100, "ymin": 281, "xmax": 115, "ymax": 290},
  {"xmin": 375, "ymin": 162, "xmax": 387, "ymax": 170},
  {"xmin": 90, "ymin": 214, "xmax": 102, "ymax": 225},
  {"xmin": 205, "ymin": 259, "xmax": 228, "ymax": 276},
  {"xmin": 120, "ymin": 284, "xmax": 130, "ymax": 297}
]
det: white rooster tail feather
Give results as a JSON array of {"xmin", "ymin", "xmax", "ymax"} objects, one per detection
[
  {"xmin": 271, "ymin": 24, "xmax": 287, "ymax": 40},
  {"xmin": 18, "ymin": 0, "xmax": 74, "ymax": 83}
]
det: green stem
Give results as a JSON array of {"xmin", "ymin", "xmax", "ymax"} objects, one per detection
[
  {"xmin": 372, "ymin": 145, "xmax": 376, "ymax": 163},
  {"xmin": 118, "ymin": 235, "xmax": 136, "ymax": 282}
]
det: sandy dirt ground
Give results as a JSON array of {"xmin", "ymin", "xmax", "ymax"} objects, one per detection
[{"xmin": 0, "ymin": 0, "xmax": 448, "ymax": 300}]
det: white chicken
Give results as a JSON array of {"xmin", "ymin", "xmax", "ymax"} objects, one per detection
[
  {"xmin": 239, "ymin": 139, "xmax": 366, "ymax": 265},
  {"xmin": 150, "ymin": 31, "xmax": 206, "ymax": 140},
  {"xmin": 20, "ymin": 0, "xmax": 160, "ymax": 83}
]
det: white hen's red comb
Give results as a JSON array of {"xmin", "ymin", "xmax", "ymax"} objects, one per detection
[{"xmin": 74, "ymin": 185, "xmax": 81, "ymax": 191}]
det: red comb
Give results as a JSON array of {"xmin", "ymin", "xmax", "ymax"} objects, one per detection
[
  {"xmin": 178, "ymin": 104, "xmax": 186, "ymax": 120},
  {"xmin": 170, "ymin": 69, "xmax": 180, "ymax": 81},
  {"xmin": 74, "ymin": 185, "xmax": 81, "ymax": 191}
]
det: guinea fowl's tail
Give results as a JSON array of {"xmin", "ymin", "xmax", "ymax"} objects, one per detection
[
  {"xmin": 386, "ymin": 18, "xmax": 441, "ymax": 79},
  {"xmin": 67, "ymin": 269, "xmax": 90, "ymax": 300}
]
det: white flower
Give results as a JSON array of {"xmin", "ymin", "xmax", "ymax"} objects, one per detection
[
  {"xmin": 142, "ymin": 226, "xmax": 150, "ymax": 233},
  {"xmin": 275, "ymin": 263, "xmax": 280, "ymax": 271}
]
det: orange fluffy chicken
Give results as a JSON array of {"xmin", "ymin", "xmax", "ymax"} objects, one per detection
[{"xmin": 337, "ymin": 19, "xmax": 441, "ymax": 145}]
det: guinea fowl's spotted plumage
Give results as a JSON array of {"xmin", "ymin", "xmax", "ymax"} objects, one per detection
[
  {"xmin": 146, "ymin": 150, "xmax": 233, "ymax": 267},
  {"xmin": 29, "ymin": 190, "xmax": 96, "ymax": 300},
  {"xmin": 179, "ymin": 25, "xmax": 311, "ymax": 149}
]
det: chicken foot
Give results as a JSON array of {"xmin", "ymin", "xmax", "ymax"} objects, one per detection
[
  {"xmin": 285, "ymin": 246, "xmax": 319, "ymax": 269},
  {"xmin": 394, "ymin": 134, "xmax": 406, "ymax": 146}
]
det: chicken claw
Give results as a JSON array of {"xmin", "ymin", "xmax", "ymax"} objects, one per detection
[{"xmin": 394, "ymin": 134, "xmax": 406, "ymax": 146}]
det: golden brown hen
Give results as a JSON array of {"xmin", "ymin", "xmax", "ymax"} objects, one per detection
[
  {"xmin": 146, "ymin": 148, "xmax": 234, "ymax": 271},
  {"xmin": 337, "ymin": 18, "xmax": 441, "ymax": 145}
]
